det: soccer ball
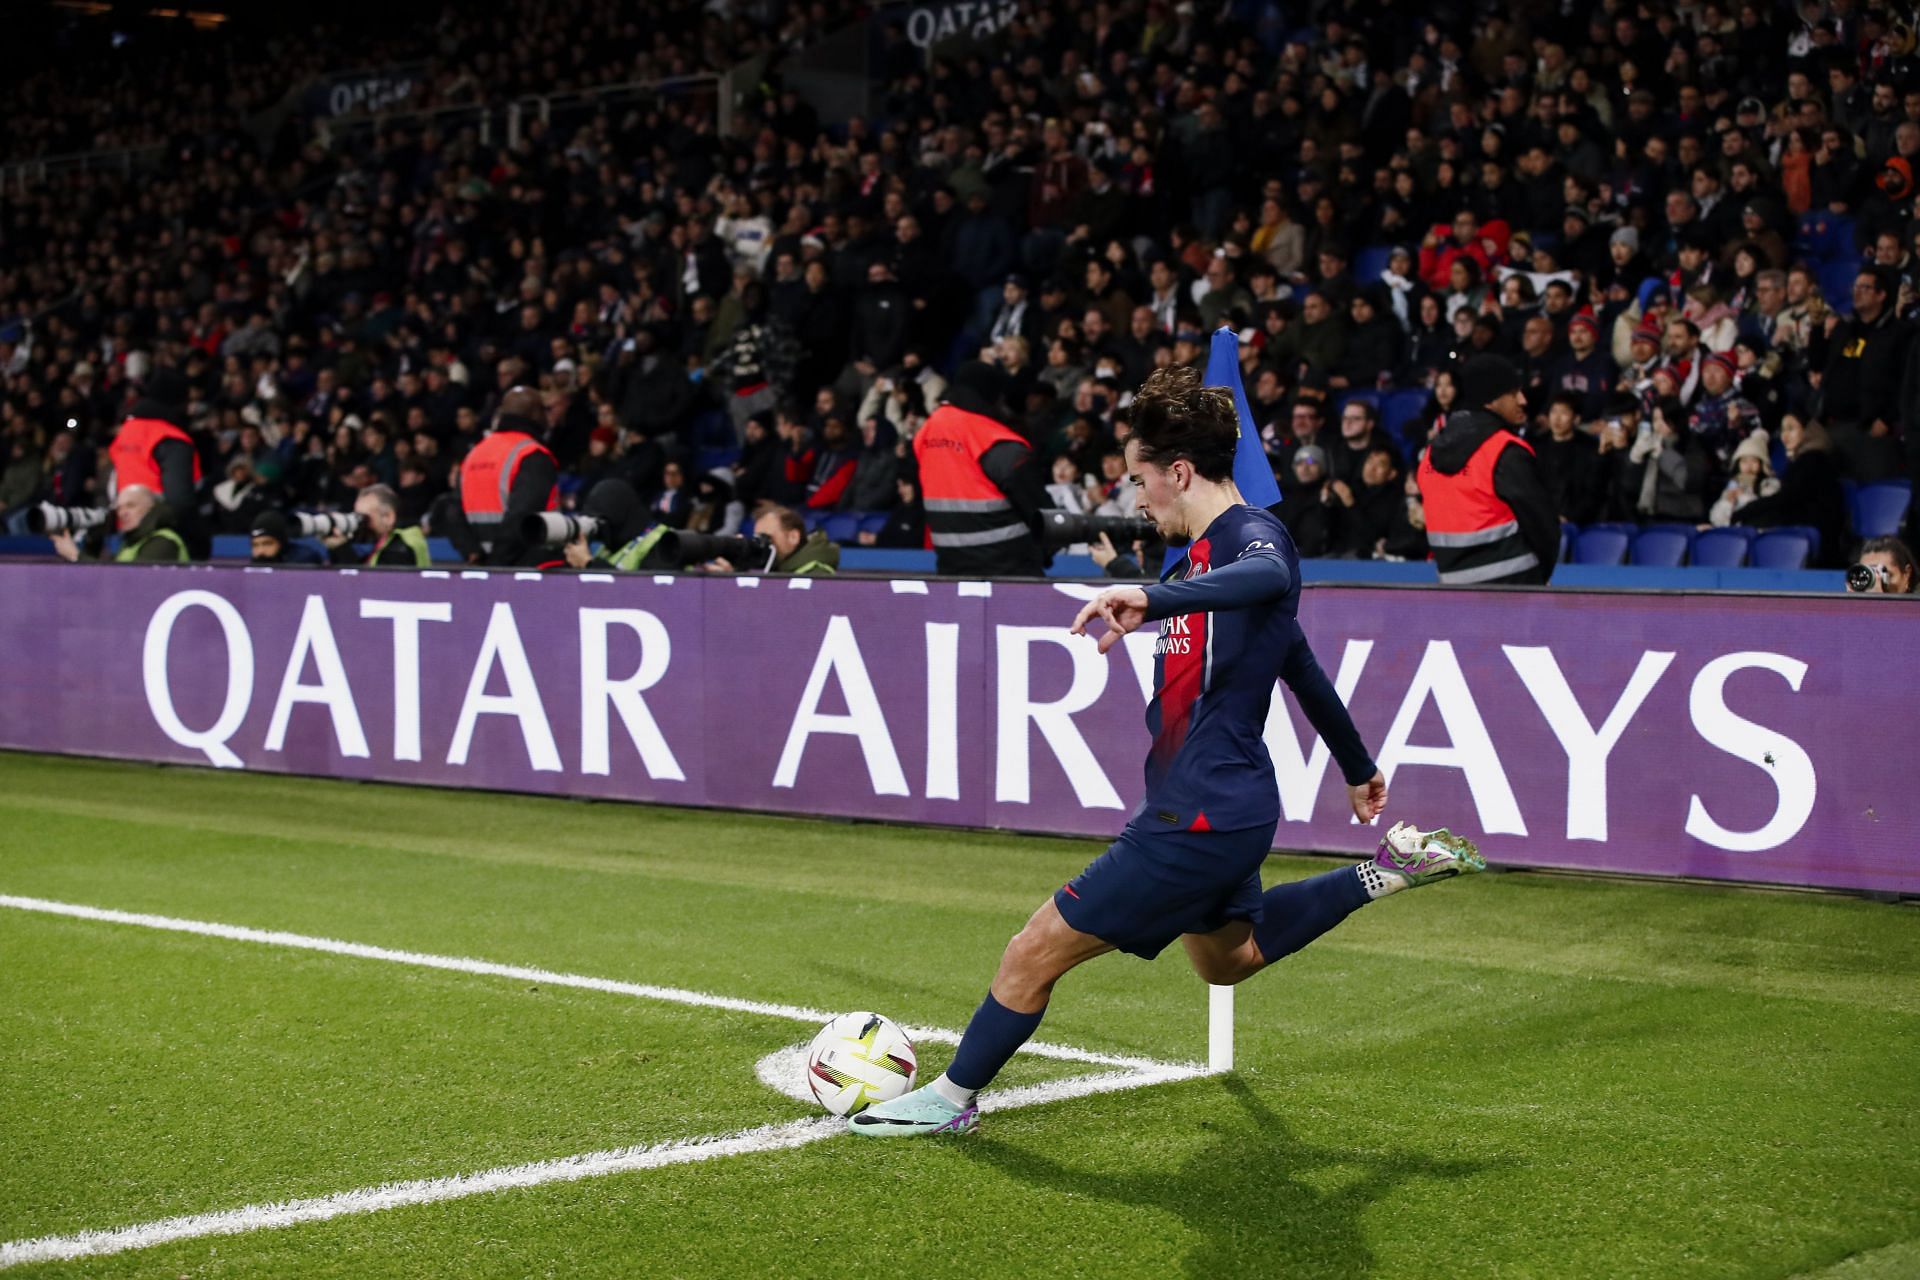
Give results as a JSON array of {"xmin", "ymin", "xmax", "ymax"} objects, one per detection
[{"xmin": 805, "ymin": 1011, "xmax": 918, "ymax": 1116}]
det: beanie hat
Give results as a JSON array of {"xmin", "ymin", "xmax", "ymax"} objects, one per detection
[
  {"xmin": 1292, "ymin": 444, "xmax": 1328, "ymax": 469},
  {"xmin": 1610, "ymin": 226, "xmax": 1641, "ymax": 252},
  {"xmin": 1570, "ymin": 313, "xmax": 1600, "ymax": 336},
  {"xmin": 1704, "ymin": 351, "xmax": 1737, "ymax": 378},
  {"xmin": 1459, "ymin": 354, "xmax": 1523, "ymax": 408},
  {"xmin": 1730, "ymin": 428, "xmax": 1774, "ymax": 475},
  {"xmin": 143, "ymin": 367, "xmax": 191, "ymax": 410},
  {"xmin": 250, "ymin": 510, "xmax": 293, "ymax": 543},
  {"xmin": 1631, "ymin": 318, "xmax": 1663, "ymax": 347}
]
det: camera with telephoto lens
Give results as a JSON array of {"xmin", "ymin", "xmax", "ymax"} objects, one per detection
[
  {"xmin": 26, "ymin": 504, "xmax": 109, "ymax": 535},
  {"xmin": 1039, "ymin": 508, "xmax": 1156, "ymax": 547},
  {"xmin": 293, "ymin": 511, "xmax": 364, "ymax": 539},
  {"xmin": 520, "ymin": 511, "xmax": 603, "ymax": 548},
  {"xmin": 1846, "ymin": 562, "xmax": 1891, "ymax": 593},
  {"xmin": 662, "ymin": 530, "xmax": 774, "ymax": 570}
]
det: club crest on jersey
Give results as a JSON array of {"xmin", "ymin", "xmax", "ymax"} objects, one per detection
[{"xmin": 1155, "ymin": 613, "xmax": 1195, "ymax": 655}]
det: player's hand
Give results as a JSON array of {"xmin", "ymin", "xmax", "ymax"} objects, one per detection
[
  {"xmin": 1349, "ymin": 770, "xmax": 1388, "ymax": 823},
  {"xmin": 1070, "ymin": 586, "xmax": 1150, "ymax": 653}
]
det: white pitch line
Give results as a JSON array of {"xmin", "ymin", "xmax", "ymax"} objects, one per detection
[
  {"xmin": 0, "ymin": 894, "xmax": 1211, "ymax": 1268},
  {"xmin": 0, "ymin": 895, "xmax": 1177, "ymax": 1071}
]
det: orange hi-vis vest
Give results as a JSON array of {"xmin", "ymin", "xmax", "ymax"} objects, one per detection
[
  {"xmin": 109, "ymin": 417, "xmax": 200, "ymax": 497},
  {"xmin": 913, "ymin": 404, "xmax": 1033, "ymax": 552},
  {"xmin": 1416, "ymin": 427, "xmax": 1541, "ymax": 585},
  {"xmin": 460, "ymin": 430, "xmax": 557, "ymax": 533}
]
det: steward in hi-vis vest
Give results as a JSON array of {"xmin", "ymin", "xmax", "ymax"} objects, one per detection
[
  {"xmin": 1416, "ymin": 355, "xmax": 1559, "ymax": 586},
  {"xmin": 913, "ymin": 361, "xmax": 1048, "ymax": 577},
  {"xmin": 107, "ymin": 367, "xmax": 204, "ymax": 557},
  {"xmin": 459, "ymin": 385, "xmax": 558, "ymax": 566}
]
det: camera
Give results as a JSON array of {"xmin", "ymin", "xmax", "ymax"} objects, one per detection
[
  {"xmin": 521, "ymin": 511, "xmax": 603, "ymax": 547},
  {"xmin": 662, "ymin": 530, "xmax": 774, "ymax": 570},
  {"xmin": 293, "ymin": 511, "xmax": 364, "ymax": 539},
  {"xmin": 1846, "ymin": 562, "xmax": 1890, "ymax": 593},
  {"xmin": 1039, "ymin": 509, "xmax": 1156, "ymax": 548},
  {"xmin": 26, "ymin": 504, "xmax": 108, "ymax": 535}
]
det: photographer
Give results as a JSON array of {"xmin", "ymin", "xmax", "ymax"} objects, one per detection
[
  {"xmin": 729, "ymin": 505, "xmax": 838, "ymax": 575},
  {"xmin": 249, "ymin": 511, "xmax": 327, "ymax": 566},
  {"xmin": 324, "ymin": 485, "xmax": 431, "ymax": 568},
  {"xmin": 1848, "ymin": 536, "xmax": 1917, "ymax": 595},
  {"xmin": 560, "ymin": 480, "xmax": 673, "ymax": 572},
  {"xmin": 51, "ymin": 486, "xmax": 187, "ymax": 564}
]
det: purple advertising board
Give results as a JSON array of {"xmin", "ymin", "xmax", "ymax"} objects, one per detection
[{"xmin": 0, "ymin": 563, "xmax": 1913, "ymax": 894}]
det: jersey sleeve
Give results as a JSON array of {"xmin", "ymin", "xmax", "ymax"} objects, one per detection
[{"xmin": 1141, "ymin": 553, "xmax": 1292, "ymax": 620}]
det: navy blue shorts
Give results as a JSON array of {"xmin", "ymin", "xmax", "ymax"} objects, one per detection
[{"xmin": 1053, "ymin": 820, "xmax": 1278, "ymax": 959}]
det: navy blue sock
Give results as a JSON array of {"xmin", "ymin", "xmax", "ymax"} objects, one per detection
[
  {"xmin": 1251, "ymin": 867, "xmax": 1369, "ymax": 965},
  {"xmin": 944, "ymin": 991, "xmax": 1047, "ymax": 1092}
]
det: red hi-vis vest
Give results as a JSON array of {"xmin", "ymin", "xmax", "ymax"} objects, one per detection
[
  {"xmin": 459, "ymin": 430, "xmax": 557, "ymax": 529},
  {"xmin": 1416, "ymin": 427, "xmax": 1541, "ymax": 585},
  {"xmin": 913, "ymin": 404, "xmax": 1033, "ymax": 553},
  {"xmin": 109, "ymin": 417, "xmax": 200, "ymax": 497}
]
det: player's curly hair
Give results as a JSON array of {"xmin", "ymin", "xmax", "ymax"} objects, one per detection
[{"xmin": 1126, "ymin": 365, "xmax": 1240, "ymax": 481}]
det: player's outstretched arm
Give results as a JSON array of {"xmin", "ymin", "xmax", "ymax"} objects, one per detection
[
  {"xmin": 1279, "ymin": 621, "xmax": 1387, "ymax": 822},
  {"xmin": 1139, "ymin": 554, "xmax": 1293, "ymax": 618},
  {"xmin": 1070, "ymin": 587, "xmax": 1150, "ymax": 653}
]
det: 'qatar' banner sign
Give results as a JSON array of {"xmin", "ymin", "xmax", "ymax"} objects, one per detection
[{"xmin": 0, "ymin": 564, "xmax": 1912, "ymax": 894}]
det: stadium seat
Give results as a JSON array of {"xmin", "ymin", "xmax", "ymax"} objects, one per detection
[
  {"xmin": 696, "ymin": 447, "xmax": 740, "ymax": 474},
  {"xmin": 1818, "ymin": 259, "xmax": 1862, "ymax": 316},
  {"xmin": 1352, "ymin": 246, "xmax": 1392, "ymax": 283},
  {"xmin": 1630, "ymin": 526, "xmax": 1691, "ymax": 567},
  {"xmin": 802, "ymin": 511, "xmax": 827, "ymax": 534},
  {"xmin": 1852, "ymin": 481, "xmax": 1912, "ymax": 538},
  {"xmin": 1750, "ymin": 528, "xmax": 1814, "ymax": 569},
  {"xmin": 858, "ymin": 512, "xmax": 890, "ymax": 536},
  {"xmin": 1380, "ymin": 388, "xmax": 1429, "ymax": 438},
  {"xmin": 1689, "ymin": 526, "xmax": 1753, "ymax": 568},
  {"xmin": 823, "ymin": 512, "xmax": 861, "ymax": 544},
  {"xmin": 1574, "ymin": 527, "xmax": 1631, "ymax": 565}
]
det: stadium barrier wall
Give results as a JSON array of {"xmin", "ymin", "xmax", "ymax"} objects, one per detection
[{"xmin": 0, "ymin": 563, "xmax": 1912, "ymax": 895}]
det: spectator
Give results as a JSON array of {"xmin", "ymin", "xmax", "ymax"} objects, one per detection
[
  {"xmin": 1819, "ymin": 268, "xmax": 1911, "ymax": 481},
  {"xmin": 1709, "ymin": 430, "xmax": 1783, "ymax": 527},
  {"xmin": 1327, "ymin": 400, "xmax": 1387, "ymax": 489},
  {"xmin": 1628, "ymin": 398, "xmax": 1711, "ymax": 522},
  {"xmin": 1280, "ymin": 446, "xmax": 1340, "ymax": 557},
  {"xmin": 244, "ymin": 509, "xmax": 323, "ymax": 567},
  {"xmin": 1734, "ymin": 415, "xmax": 1851, "ymax": 567},
  {"xmin": 1531, "ymin": 393, "xmax": 1603, "ymax": 526}
]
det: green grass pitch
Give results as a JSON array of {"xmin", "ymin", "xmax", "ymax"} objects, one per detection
[{"xmin": 0, "ymin": 751, "xmax": 1916, "ymax": 1278}]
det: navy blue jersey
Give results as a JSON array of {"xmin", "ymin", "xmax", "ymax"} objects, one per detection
[{"xmin": 1137, "ymin": 504, "xmax": 1375, "ymax": 832}]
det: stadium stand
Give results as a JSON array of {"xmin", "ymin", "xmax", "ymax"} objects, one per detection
[{"xmin": 0, "ymin": 0, "xmax": 1913, "ymax": 587}]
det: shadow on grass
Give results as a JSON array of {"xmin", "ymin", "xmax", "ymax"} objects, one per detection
[{"xmin": 961, "ymin": 1076, "xmax": 1500, "ymax": 1279}]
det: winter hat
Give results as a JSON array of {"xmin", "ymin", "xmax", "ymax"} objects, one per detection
[
  {"xmin": 1610, "ymin": 226, "xmax": 1641, "ymax": 252},
  {"xmin": 1730, "ymin": 428, "xmax": 1774, "ymax": 475},
  {"xmin": 143, "ymin": 366, "xmax": 191, "ymax": 411},
  {"xmin": 250, "ymin": 510, "xmax": 294, "ymax": 544},
  {"xmin": 1459, "ymin": 354, "xmax": 1523, "ymax": 408},
  {"xmin": 1704, "ymin": 351, "xmax": 1737, "ymax": 378},
  {"xmin": 589, "ymin": 426, "xmax": 617, "ymax": 447},
  {"xmin": 1631, "ymin": 319, "xmax": 1663, "ymax": 349},
  {"xmin": 1292, "ymin": 444, "xmax": 1328, "ymax": 470},
  {"xmin": 1569, "ymin": 313, "xmax": 1600, "ymax": 337},
  {"xmin": 1652, "ymin": 359, "xmax": 1691, "ymax": 386}
]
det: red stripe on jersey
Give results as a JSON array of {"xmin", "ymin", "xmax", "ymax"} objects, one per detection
[{"xmin": 1151, "ymin": 538, "xmax": 1212, "ymax": 770}]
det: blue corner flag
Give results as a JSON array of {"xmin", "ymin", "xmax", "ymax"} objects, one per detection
[{"xmin": 1162, "ymin": 327, "xmax": 1280, "ymax": 574}]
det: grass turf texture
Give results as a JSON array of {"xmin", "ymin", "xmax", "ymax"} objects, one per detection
[{"xmin": 0, "ymin": 753, "xmax": 1914, "ymax": 1279}]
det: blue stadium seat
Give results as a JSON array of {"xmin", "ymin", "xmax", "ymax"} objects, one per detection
[
  {"xmin": 823, "ymin": 512, "xmax": 861, "ymax": 544},
  {"xmin": 1750, "ymin": 528, "xmax": 1814, "ymax": 570},
  {"xmin": 1689, "ymin": 526, "xmax": 1753, "ymax": 568},
  {"xmin": 696, "ymin": 447, "xmax": 740, "ymax": 473},
  {"xmin": 1381, "ymin": 388, "xmax": 1429, "ymax": 439},
  {"xmin": 858, "ymin": 512, "xmax": 890, "ymax": 536},
  {"xmin": 1777, "ymin": 523, "xmax": 1822, "ymax": 559},
  {"xmin": 1630, "ymin": 526, "xmax": 1690, "ymax": 567},
  {"xmin": 1852, "ymin": 481, "xmax": 1912, "ymax": 538},
  {"xmin": 1818, "ymin": 259, "xmax": 1863, "ymax": 316},
  {"xmin": 1353, "ymin": 246, "xmax": 1393, "ymax": 284},
  {"xmin": 802, "ymin": 511, "xmax": 827, "ymax": 534},
  {"xmin": 1574, "ymin": 527, "xmax": 1631, "ymax": 565}
]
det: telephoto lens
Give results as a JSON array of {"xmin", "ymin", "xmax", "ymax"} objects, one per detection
[
  {"xmin": 520, "ymin": 511, "xmax": 602, "ymax": 547},
  {"xmin": 26, "ymin": 504, "xmax": 109, "ymax": 535},
  {"xmin": 1846, "ymin": 563, "xmax": 1883, "ymax": 593},
  {"xmin": 664, "ymin": 530, "xmax": 775, "ymax": 569},
  {"xmin": 1038, "ymin": 508, "xmax": 1156, "ymax": 547},
  {"xmin": 292, "ymin": 511, "xmax": 365, "ymax": 539}
]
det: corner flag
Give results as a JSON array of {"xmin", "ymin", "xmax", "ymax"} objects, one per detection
[{"xmin": 1162, "ymin": 326, "xmax": 1281, "ymax": 574}]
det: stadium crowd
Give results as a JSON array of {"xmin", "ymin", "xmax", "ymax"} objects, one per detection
[{"xmin": 1, "ymin": 0, "xmax": 1917, "ymax": 572}]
